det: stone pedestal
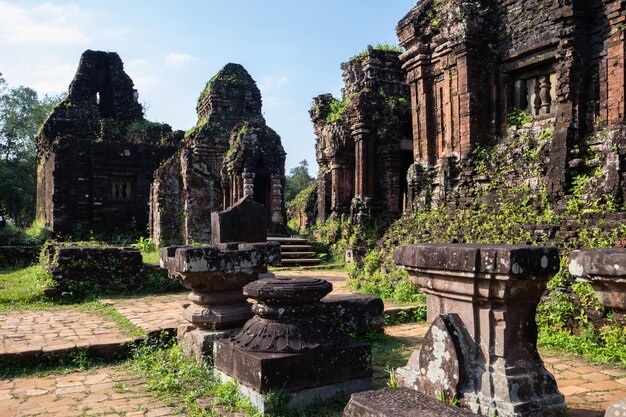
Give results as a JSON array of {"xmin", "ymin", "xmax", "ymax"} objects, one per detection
[
  {"xmin": 393, "ymin": 244, "xmax": 566, "ymax": 417},
  {"xmin": 569, "ymin": 248, "xmax": 626, "ymax": 312},
  {"xmin": 214, "ymin": 277, "xmax": 373, "ymax": 414},
  {"xmin": 161, "ymin": 242, "xmax": 280, "ymax": 359}
]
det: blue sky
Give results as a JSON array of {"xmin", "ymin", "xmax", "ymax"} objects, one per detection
[{"xmin": 0, "ymin": 0, "xmax": 416, "ymax": 174}]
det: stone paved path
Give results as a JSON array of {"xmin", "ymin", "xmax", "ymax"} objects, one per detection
[
  {"xmin": 0, "ymin": 309, "xmax": 133, "ymax": 356},
  {"xmin": 386, "ymin": 323, "xmax": 626, "ymax": 416},
  {"xmin": 0, "ymin": 367, "xmax": 183, "ymax": 417},
  {"xmin": 101, "ymin": 292, "xmax": 188, "ymax": 334}
]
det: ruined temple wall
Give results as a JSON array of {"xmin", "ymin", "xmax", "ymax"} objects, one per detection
[
  {"xmin": 38, "ymin": 137, "xmax": 175, "ymax": 237},
  {"xmin": 311, "ymin": 50, "xmax": 411, "ymax": 224},
  {"xmin": 399, "ymin": 0, "xmax": 626, "ymax": 211}
]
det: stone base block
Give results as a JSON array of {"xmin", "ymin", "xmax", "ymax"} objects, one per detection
[
  {"xmin": 177, "ymin": 324, "xmax": 238, "ymax": 363},
  {"xmin": 321, "ymin": 294, "xmax": 384, "ymax": 334},
  {"xmin": 343, "ymin": 388, "xmax": 480, "ymax": 417},
  {"xmin": 182, "ymin": 302, "xmax": 252, "ymax": 330},
  {"xmin": 606, "ymin": 399, "xmax": 626, "ymax": 417},
  {"xmin": 214, "ymin": 340, "xmax": 372, "ymax": 393},
  {"xmin": 216, "ymin": 370, "xmax": 372, "ymax": 414}
]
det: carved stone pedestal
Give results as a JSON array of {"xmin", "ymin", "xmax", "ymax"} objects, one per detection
[
  {"xmin": 214, "ymin": 277, "xmax": 373, "ymax": 414},
  {"xmin": 393, "ymin": 244, "xmax": 566, "ymax": 417},
  {"xmin": 161, "ymin": 242, "xmax": 280, "ymax": 360}
]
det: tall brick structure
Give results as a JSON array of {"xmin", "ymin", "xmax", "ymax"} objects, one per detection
[
  {"xmin": 310, "ymin": 47, "xmax": 412, "ymax": 224},
  {"xmin": 36, "ymin": 50, "xmax": 179, "ymax": 237},
  {"xmin": 397, "ymin": 0, "xmax": 626, "ymax": 210},
  {"xmin": 150, "ymin": 64, "xmax": 286, "ymax": 246}
]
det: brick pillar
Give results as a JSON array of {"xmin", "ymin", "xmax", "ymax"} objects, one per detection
[
  {"xmin": 606, "ymin": 1, "xmax": 626, "ymax": 127},
  {"xmin": 352, "ymin": 123, "xmax": 372, "ymax": 198},
  {"xmin": 393, "ymin": 244, "xmax": 566, "ymax": 417},
  {"xmin": 403, "ymin": 56, "xmax": 437, "ymax": 166}
]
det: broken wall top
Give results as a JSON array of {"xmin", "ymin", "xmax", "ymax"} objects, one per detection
[
  {"xmin": 222, "ymin": 122, "xmax": 286, "ymax": 177},
  {"xmin": 38, "ymin": 50, "xmax": 176, "ymax": 156},
  {"xmin": 185, "ymin": 63, "xmax": 266, "ymax": 149}
]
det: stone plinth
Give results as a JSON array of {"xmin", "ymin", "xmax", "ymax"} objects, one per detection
[
  {"xmin": 343, "ymin": 388, "xmax": 481, "ymax": 417},
  {"xmin": 214, "ymin": 277, "xmax": 373, "ymax": 414},
  {"xmin": 569, "ymin": 249, "xmax": 626, "ymax": 312},
  {"xmin": 162, "ymin": 243, "xmax": 280, "ymax": 330},
  {"xmin": 211, "ymin": 195, "xmax": 267, "ymax": 244},
  {"xmin": 393, "ymin": 243, "xmax": 566, "ymax": 417}
]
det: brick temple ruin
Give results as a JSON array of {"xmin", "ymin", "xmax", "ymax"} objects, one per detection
[
  {"xmin": 151, "ymin": 63, "xmax": 286, "ymax": 245},
  {"xmin": 36, "ymin": 52, "xmax": 286, "ymax": 241},
  {"xmin": 36, "ymin": 50, "xmax": 180, "ymax": 237},
  {"xmin": 396, "ymin": 0, "xmax": 626, "ymax": 210},
  {"xmin": 309, "ymin": 0, "xmax": 626, "ymax": 225},
  {"xmin": 311, "ymin": 48, "xmax": 412, "ymax": 224}
]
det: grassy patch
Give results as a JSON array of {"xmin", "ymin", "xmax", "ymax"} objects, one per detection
[
  {"xmin": 0, "ymin": 265, "xmax": 54, "ymax": 304},
  {"xmin": 141, "ymin": 250, "xmax": 161, "ymax": 266},
  {"xmin": 538, "ymin": 324, "xmax": 626, "ymax": 367},
  {"xmin": 130, "ymin": 337, "xmax": 259, "ymax": 417},
  {"xmin": 77, "ymin": 301, "xmax": 145, "ymax": 338},
  {"xmin": 0, "ymin": 347, "xmax": 117, "ymax": 380}
]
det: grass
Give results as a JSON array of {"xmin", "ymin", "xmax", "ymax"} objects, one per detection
[
  {"xmin": 127, "ymin": 329, "xmax": 415, "ymax": 417},
  {"xmin": 0, "ymin": 265, "xmax": 54, "ymax": 305},
  {"xmin": 76, "ymin": 301, "xmax": 145, "ymax": 338},
  {"xmin": 0, "ymin": 347, "xmax": 118, "ymax": 380},
  {"xmin": 141, "ymin": 250, "xmax": 160, "ymax": 266}
]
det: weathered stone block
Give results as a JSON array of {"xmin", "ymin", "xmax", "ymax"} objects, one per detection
[
  {"xmin": 0, "ymin": 246, "xmax": 41, "ymax": 267},
  {"xmin": 321, "ymin": 294, "xmax": 384, "ymax": 334},
  {"xmin": 606, "ymin": 398, "xmax": 626, "ymax": 417},
  {"xmin": 343, "ymin": 388, "xmax": 481, "ymax": 417},
  {"xmin": 43, "ymin": 244, "xmax": 143, "ymax": 298},
  {"xmin": 211, "ymin": 195, "xmax": 267, "ymax": 244},
  {"xmin": 569, "ymin": 248, "xmax": 626, "ymax": 312}
]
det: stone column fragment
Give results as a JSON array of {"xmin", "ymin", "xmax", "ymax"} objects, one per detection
[{"xmin": 393, "ymin": 243, "xmax": 566, "ymax": 417}]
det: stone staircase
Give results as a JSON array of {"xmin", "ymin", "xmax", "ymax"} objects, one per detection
[{"xmin": 267, "ymin": 236, "xmax": 321, "ymax": 267}]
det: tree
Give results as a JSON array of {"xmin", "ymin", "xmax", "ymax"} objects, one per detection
[
  {"xmin": 0, "ymin": 74, "xmax": 63, "ymax": 223},
  {"xmin": 285, "ymin": 159, "xmax": 314, "ymax": 202}
]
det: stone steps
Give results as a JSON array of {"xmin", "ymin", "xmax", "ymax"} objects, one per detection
[{"xmin": 268, "ymin": 236, "xmax": 321, "ymax": 266}]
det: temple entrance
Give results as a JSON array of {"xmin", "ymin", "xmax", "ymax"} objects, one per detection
[{"xmin": 253, "ymin": 170, "xmax": 269, "ymax": 207}]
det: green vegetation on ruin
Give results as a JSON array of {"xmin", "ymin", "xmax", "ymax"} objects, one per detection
[{"xmin": 304, "ymin": 121, "xmax": 626, "ymax": 367}]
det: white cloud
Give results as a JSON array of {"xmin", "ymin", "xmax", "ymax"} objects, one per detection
[
  {"xmin": 0, "ymin": 1, "xmax": 91, "ymax": 45},
  {"xmin": 165, "ymin": 52, "xmax": 196, "ymax": 67},
  {"xmin": 28, "ymin": 62, "xmax": 75, "ymax": 95},
  {"xmin": 103, "ymin": 28, "xmax": 129, "ymax": 39},
  {"xmin": 124, "ymin": 58, "xmax": 159, "ymax": 91},
  {"xmin": 258, "ymin": 75, "xmax": 289, "ymax": 93}
]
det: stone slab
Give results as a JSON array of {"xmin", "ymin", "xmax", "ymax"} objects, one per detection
[
  {"xmin": 569, "ymin": 249, "xmax": 626, "ymax": 277},
  {"xmin": 216, "ymin": 370, "xmax": 372, "ymax": 414},
  {"xmin": 213, "ymin": 339, "xmax": 372, "ymax": 393},
  {"xmin": 211, "ymin": 195, "xmax": 267, "ymax": 244},
  {"xmin": 177, "ymin": 324, "xmax": 237, "ymax": 363},
  {"xmin": 393, "ymin": 243, "xmax": 560, "ymax": 276},
  {"xmin": 343, "ymin": 388, "xmax": 481, "ymax": 417},
  {"xmin": 321, "ymin": 294, "xmax": 384, "ymax": 334}
]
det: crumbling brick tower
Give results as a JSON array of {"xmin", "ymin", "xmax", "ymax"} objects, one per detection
[
  {"xmin": 311, "ymin": 47, "xmax": 412, "ymax": 225},
  {"xmin": 150, "ymin": 63, "xmax": 286, "ymax": 246},
  {"xmin": 398, "ymin": 0, "xmax": 626, "ymax": 210},
  {"xmin": 36, "ymin": 50, "xmax": 178, "ymax": 237}
]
